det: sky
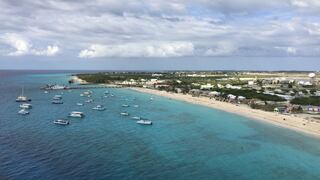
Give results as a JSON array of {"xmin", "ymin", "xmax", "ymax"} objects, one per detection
[{"xmin": 0, "ymin": 0, "xmax": 319, "ymax": 70}]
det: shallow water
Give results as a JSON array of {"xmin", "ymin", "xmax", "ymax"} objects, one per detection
[{"xmin": 0, "ymin": 71, "xmax": 319, "ymax": 180}]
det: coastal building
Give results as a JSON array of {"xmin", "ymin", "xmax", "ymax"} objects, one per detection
[
  {"xmin": 226, "ymin": 84, "xmax": 242, "ymax": 89},
  {"xmin": 217, "ymin": 84, "xmax": 224, "ymax": 88},
  {"xmin": 248, "ymin": 81, "xmax": 255, "ymax": 86},
  {"xmin": 227, "ymin": 94, "xmax": 236, "ymax": 100},
  {"xmin": 209, "ymin": 91, "xmax": 220, "ymax": 97},
  {"xmin": 175, "ymin": 88, "xmax": 182, "ymax": 93},
  {"xmin": 200, "ymin": 83, "xmax": 214, "ymax": 90}
]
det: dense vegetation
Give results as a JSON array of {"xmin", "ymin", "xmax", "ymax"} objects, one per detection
[
  {"xmin": 213, "ymin": 89, "xmax": 286, "ymax": 102},
  {"xmin": 291, "ymin": 96, "xmax": 320, "ymax": 106},
  {"xmin": 77, "ymin": 72, "xmax": 227, "ymax": 85},
  {"xmin": 250, "ymin": 104, "xmax": 277, "ymax": 111}
]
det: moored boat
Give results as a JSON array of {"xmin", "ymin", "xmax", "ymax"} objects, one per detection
[
  {"xmin": 69, "ymin": 111, "xmax": 84, "ymax": 118},
  {"xmin": 120, "ymin": 112, "xmax": 129, "ymax": 116},
  {"xmin": 131, "ymin": 116, "xmax": 141, "ymax": 120},
  {"xmin": 18, "ymin": 109, "xmax": 29, "ymax": 115},
  {"xmin": 136, "ymin": 119, "xmax": 152, "ymax": 125},
  {"xmin": 52, "ymin": 100, "xmax": 63, "ymax": 104},
  {"xmin": 92, "ymin": 105, "xmax": 105, "ymax": 111},
  {"xmin": 53, "ymin": 119, "xmax": 69, "ymax": 125},
  {"xmin": 20, "ymin": 103, "xmax": 32, "ymax": 109},
  {"xmin": 85, "ymin": 99, "xmax": 93, "ymax": 103},
  {"xmin": 16, "ymin": 87, "xmax": 31, "ymax": 102},
  {"xmin": 52, "ymin": 95, "xmax": 62, "ymax": 100}
]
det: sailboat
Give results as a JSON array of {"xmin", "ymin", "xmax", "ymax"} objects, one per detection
[{"xmin": 16, "ymin": 86, "xmax": 31, "ymax": 102}]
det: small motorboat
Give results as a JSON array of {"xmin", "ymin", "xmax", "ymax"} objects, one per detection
[
  {"xmin": 69, "ymin": 111, "xmax": 84, "ymax": 118},
  {"xmin": 120, "ymin": 112, "xmax": 129, "ymax": 116},
  {"xmin": 44, "ymin": 91, "xmax": 49, "ymax": 94},
  {"xmin": 52, "ymin": 100, "xmax": 63, "ymax": 104},
  {"xmin": 136, "ymin": 119, "xmax": 152, "ymax": 125},
  {"xmin": 77, "ymin": 103, "xmax": 84, "ymax": 106},
  {"xmin": 53, "ymin": 119, "xmax": 69, "ymax": 125},
  {"xmin": 18, "ymin": 109, "xmax": 29, "ymax": 115},
  {"xmin": 52, "ymin": 95, "xmax": 62, "ymax": 100},
  {"xmin": 92, "ymin": 105, "xmax": 105, "ymax": 111},
  {"xmin": 20, "ymin": 103, "xmax": 32, "ymax": 109},
  {"xmin": 131, "ymin": 116, "xmax": 141, "ymax": 120},
  {"xmin": 85, "ymin": 99, "xmax": 93, "ymax": 103},
  {"xmin": 122, "ymin": 104, "xmax": 129, "ymax": 107}
]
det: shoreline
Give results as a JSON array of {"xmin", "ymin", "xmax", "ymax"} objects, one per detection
[{"xmin": 130, "ymin": 87, "xmax": 320, "ymax": 138}]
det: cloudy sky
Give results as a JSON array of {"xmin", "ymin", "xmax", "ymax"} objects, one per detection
[{"xmin": 0, "ymin": 0, "xmax": 320, "ymax": 70}]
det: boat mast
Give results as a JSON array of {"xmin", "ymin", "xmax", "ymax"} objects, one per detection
[{"xmin": 22, "ymin": 86, "xmax": 24, "ymax": 96}]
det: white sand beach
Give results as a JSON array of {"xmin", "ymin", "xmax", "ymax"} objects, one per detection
[{"xmin": 130, "ymin": 87, "xmax": 320, "ymax": 137}]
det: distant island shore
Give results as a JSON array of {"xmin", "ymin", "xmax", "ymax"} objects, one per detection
[{"xmin": 74, "ymin": 71, "xmax": 320, "ymax": 137}]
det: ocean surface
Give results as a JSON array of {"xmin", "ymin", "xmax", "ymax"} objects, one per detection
[{"xmin": 0, "ymin": 70, "xmax": 320, "ymax": 180}]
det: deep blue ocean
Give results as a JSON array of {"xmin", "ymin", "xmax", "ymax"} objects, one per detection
[{"xmin": 0, "ymin": 70, "xmax": 320, "ymax": 180}]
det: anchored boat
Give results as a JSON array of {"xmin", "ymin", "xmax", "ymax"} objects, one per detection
[
  {"xmin": 136, "ymin": 119, "xmax": 152, "ymax": 125},
  {"xmin": 69, "ymin": 111, "xmax": 85, "ymax": 118},
  {"xmin": 18, "ymin": 109, "xmax": 29, "ymax": 115},
  {"xmin": 53, "ymin": 119, "xmax": 69, "ymax": 125},
  {"xmin": 92, "ymin": 105, "xmax": 105, "ymax": 111},
  {"xmin": 52, "ymin": 100, "xmax": 63, "ymax": 104},
  {"xmin": 120, "ymin": 112, "xmax": 129, "ymax": 116},
  {"xmin": 20, "ymin": 103, "xmax": 32, "ymax": 109},
  {"xmin": 16, "ymin": 87, "xmax": 31, "ymax": 102}
]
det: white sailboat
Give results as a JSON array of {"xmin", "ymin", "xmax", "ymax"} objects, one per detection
[{"xmin": 16, "ymin": 86, "xmax": 31, "ymax": 102}]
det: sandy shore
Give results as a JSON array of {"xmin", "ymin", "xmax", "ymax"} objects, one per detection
[
  {"xmin": 130, "ymin": 87, "xmax": 320, "ymax": 138},
  {"xmin": 72, "ymin": 76, "xmax": 88, "ymax": 84}
]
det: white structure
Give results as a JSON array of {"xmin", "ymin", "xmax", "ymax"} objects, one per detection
[
  {"xmin": 217, "ymin": 84, "xmax": 224, "ymax": 88},
  {"xmin": 248, "ymin": 81, "xmax": 255, "ymax": 86},
  {"xmin": 227, "ymin": 94, "xmax": 236, "ymax": 100},
  {"xmin": 308, "ymin": 73, "xmax": 316, "ymax": 78},
  {"xmin": 209, "ymin": 91, "xmax": 220, "ymax": 96},
  {"xmin": 298, "ymin": 81, "xmax": 312, "ymax": 86},
  {"xmin": 226, "ymin": 84, "xmax": 242, "ymax": 89},
  {"xmin": 200, "ymin": 83, "xmax": 213, "ymax": 90}
]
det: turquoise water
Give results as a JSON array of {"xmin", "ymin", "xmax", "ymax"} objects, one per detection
[{"xmin": 0, "ymin": 71, "xmax": 320, "ymax": 180}]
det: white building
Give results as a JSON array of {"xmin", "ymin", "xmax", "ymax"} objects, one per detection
[
  {"xmin": 248, "ymin": 81, "xmax": 255, "ymax": 86},
  {"xmin": 200, "ymin": 83, "xmax": 214, "ymax": 90}
]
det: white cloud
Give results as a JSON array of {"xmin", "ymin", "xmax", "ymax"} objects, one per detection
[
  {"xmin": 33, "ymin": 45, "xmax": 60, "ymax": 56},
  {"xmin": 290, "ymin": 0, "xmax": 320, "ymax": 8},
  {"xmin": 0, "ymin": 33, "xmax": 31, "ymax": 56},
  {"xmin": 205, "ymin": 42, "xmax": 237, "ymax": 56},
  {"xmin": 0, "ymin": 33, "xmax": 59, "ymax": 56},
  {"xmin": 291, "ymin": 0, "xmax": 309, "ymax": 8},
  {"xmin": 79, "ymin": 42, "xmax": 194, "ymax": 58},
  {"xmin": 274, "ymin": 46, "xmax": 297, "ymax": 55},
  {"xmin": 1, "ymin": 0, "xmax": 320, "ymax": 58},
  {"xmin": 286, "ymin": 47, "xmax": 297, "ymax": 55}
]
